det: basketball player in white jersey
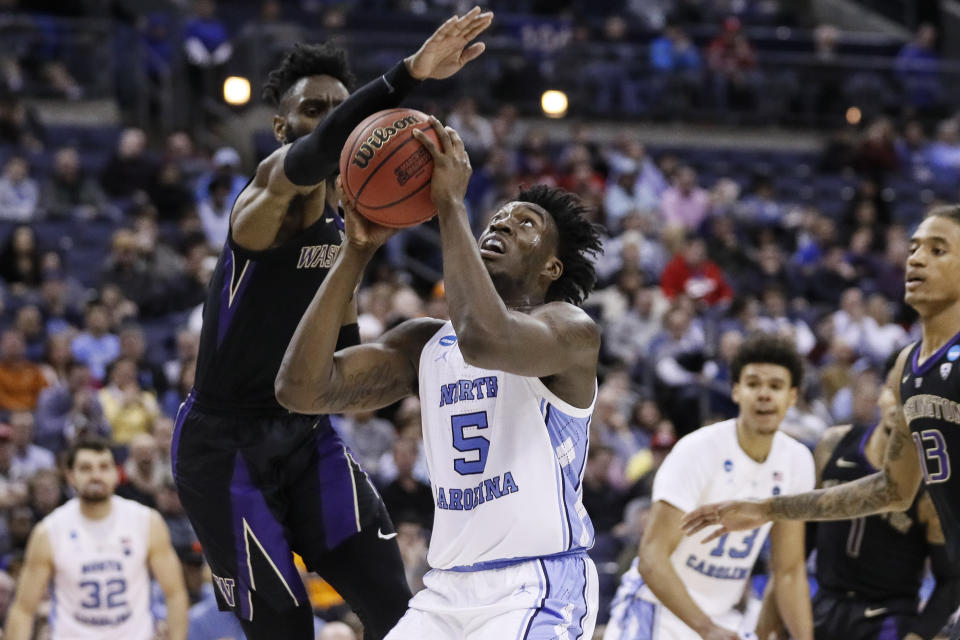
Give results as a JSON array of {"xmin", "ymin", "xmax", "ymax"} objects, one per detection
[
  {"xmin": 5, "ymin": 437, "xmax": 188, "ymax": 640},
  {"xmin": 275, "ymin": 117, "xmax": 604, "ymax": 638},
  {"xmin": 604, "ymin": 334, "xmax": 815, "ymax": 640}
]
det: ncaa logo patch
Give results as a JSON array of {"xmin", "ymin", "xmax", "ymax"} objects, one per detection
[
  {"xmin": 723, "ymin": 459, "xmax": 733, "ymax": 472},
  {"xmin": 439, "ymin": 335, "xmax": 457, "ymax": 346},
  {"xmin": 949, "ymin": 345, "xmax": 960, "ymax": 362}
]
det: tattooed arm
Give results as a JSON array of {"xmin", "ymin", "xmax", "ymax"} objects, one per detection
[
  {"xmin": 276, "ymin": 195, "xmax": 443, "ymax": 414},
  {"xmin": 683, "ymin": 347, "xmax": 923, "ymax": 539}
]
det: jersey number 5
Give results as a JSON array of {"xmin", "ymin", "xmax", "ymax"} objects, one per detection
[
  {"xmin": 913, "ymin": 428, "xmax": 951, "ymax": 484},
  {"xmin": 452, "ymin": 411, "xmax": 489, "ymax": 475}
]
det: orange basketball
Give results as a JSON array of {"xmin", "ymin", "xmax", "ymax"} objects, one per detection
[{"xmin": 339, "ymin": 108, "xmax": 439, "ymax": 228}]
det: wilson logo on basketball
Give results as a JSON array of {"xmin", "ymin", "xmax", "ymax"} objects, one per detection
[{"xmin": 352, "ymin": 115, "xmax": 422, "ymax": 169}]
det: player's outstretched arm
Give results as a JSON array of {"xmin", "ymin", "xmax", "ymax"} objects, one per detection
[
  {"xmin": 412, "ymin": 118, "xmax": 601, "ymax": 380},
  {"xmin": 232, "ymin": 7, "xmax": 493, "ymax": 251},
  {"xmin": 5, "ymin": 523, "xmax": 53, "ymax": 640},
  {"xmin": 682, "ymin": 348, "xmax": 922, "ymax": 540},
  {"xmin": 147, "ymin": 511, "xmax": 188, "ymax": 640},
  {"xmin": 638, "ymin": 501, "xmax": 740, "ymax": 640},
  {"xmin": 276, "ymin": 194, "xmax": 442, "ymax": 414}
]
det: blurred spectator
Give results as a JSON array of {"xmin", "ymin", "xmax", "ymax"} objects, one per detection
[
  {"xmin": 394, "ymin": 516, "xmax": 430, "ymax": 598},
  {"xmin": 8, "ymin": 411, "xmax": 54, "ymax": 478},
  {"xmin": 119, "ymin": 324, "xmax": 168, "ymax": 396},
  {"xmin": 604, "ymin": 285, "xmax": 668, "ymax": 369},
  {"xmin": 40, "ymin": 146, "xmax": 108, "ymax": 220},
  {"xmin": 38, "ymin": 271, "xmax": 83, "ymax": 335},
  {"xmin": 40, "ymin": 331, "xmax": 73, "ymax": 387},
  {"xmin": 0, "ymin": 224, "xmax": 41, "ymax": 290},
  {"xmin": 0, "ymin": 155, "xmax": 38, "ymax": 222},
  {"xmin": 0, "ymin": 425, "xmax": 27, "ymax": 508},
  {"xmin": 98, "ymin": 357, "xmax": 160, "ymax": 445},
  {"xmin": 28, "ymin": 468, "xmax": 63, "ymax": 519},
  {"xmin": 650, "ymin": 23, "xmax": 701, "ymax": 73},
  {"xmin": 99, "ymin": 127, "xmax": 159, "ymax": 199},
  {"xmin": 853, "ymin": 117, "xmax": 898, "ymax": 179},
  {"xmin": 70, "ymin": 299, "xmax": 121, "ymax": 382},
  {"xmin": 660, "ymin": 237, "xmax": 733, "ymax": 307},
  {"xmin": 0, "ymin": 329, "xmax": 48, "ymax": 411},
  {"xmin": 183, "ymin": 0, "xmax": 233, "ymax": 104},
  {"xmin": 319, "ymin": 621, "xmax": 358, "ymax": 640},
  {"xmin": 194, "ymin": 146, "xmax": 245, "ymax": 208},
  {"xmin": 164, "ymin": 131, "xmax": 208, "ymax": 186},
  {"xmin": 649, "ymin": 304, "xmax": 708, "ymax": 435},
  {"xmin": 603, "ymin": 157, "xmax": 659, "ymax": 233},
  {"xmin": 660, "ymin": 166, "xmax": 709, "ymax": 231},
  {"xmin": 379, "ymin": 437, "xmax": 434, "ymax": 530},
  {"xmin": 34, "ymin": 360, "xmax": 109, "ymax": 453},
  {"xmin": 99, "ymin": 229, "xmax": 165, "ymax": 313},
  {"xmin": 164, "ymin": 328, "xmax": 199, "ymax": 390},
  {"xmin": 707, "ymin": 17, "xmax": 758, "ymax": 112},
  {"xmin": 895, "ymin": 119, "xmax": 932, "ymax": 181},
  {"xmin": 0, "ymin": 94, "xmax": 44, "ymax": 151},
  {"xmin": 894, "ymin": 23, "xmax": 942, "ymax": 112},
  {"xmin": 806, "ymin": 24, "xmax": 845, "ymax": 125},
  {"xmin": 446, "ymin": 97, "xmax": 495, "ymax": 162},
  {"xmin": 14, "ymin": 304, "xmax": 45, "ymax": 362},
  {"xmin": 755, "ymin": 287, "xmax": 815, "ymax": 356},
  {"xmin": 5, "ymin": 506, "xmax": 33, "ymax": 557},
  {"xmin": 149, "ymin": 161, "xmax": 196, "ymax": 223},
  {"xmin": 734, "ymin": 173, "xmax": 786, "ymax": 226},
  {"xmin": 582, "ymin": 444, "xmax": 627, "ymax": 537},
  {"xmin": 926, "ymin": 118, "xmax": 960, "ymax": 175},
  {"xmin": 335, "ymin": 409, "xmax": 396, "ymax": 479},
  {"xmin": 196, "ymin": 173, "xmax": 232, "ymax": 248},
  {"xmin": 804, "ymin": 244, "xmax": 859, "ymax": 307},
  {"xmin": 119, "ymin": 432, "xmax": 164, "ymax": 506}
]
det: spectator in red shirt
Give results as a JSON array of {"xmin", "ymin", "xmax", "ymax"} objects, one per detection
[
  {"xmin": 707, "ymin": 17, "xmax": 759, "ymax": 112},
  {"xmin": 660, "ymin": 236, "xmax": 733, "ymax": 307}
]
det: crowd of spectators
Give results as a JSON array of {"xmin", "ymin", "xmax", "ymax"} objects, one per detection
[{"xmin": 0, "ymin": 0, "xmax": 957, "ymax": 637}]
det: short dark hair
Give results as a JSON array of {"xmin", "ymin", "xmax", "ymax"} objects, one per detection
[
  {"xmin": 731, "ymin": 333, "xmax": 803, "ymax": 388},
  {"xmin": 262, "ymin": 43, "xmax": 356, "ymax": 108},
  {"xmin": 66, "ymin": 436, "xmax": 113, "ymax": 469},
  {"xmin": 516, "ymin": 185, "xmax": 603, "ymax": 306},
  {"xmin": 927, "ymin": 204, "xmax": 960, "ymax": 227}
]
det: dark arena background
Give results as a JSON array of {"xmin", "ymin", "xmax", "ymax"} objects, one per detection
[{"xmin": 0, "ymin": 0, "xmax": 957, "ymax": 638}]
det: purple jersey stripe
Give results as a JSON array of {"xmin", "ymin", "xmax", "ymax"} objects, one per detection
[
  {"xmin": 217, "ymin": 249, "xmax": 257, "ymax": 349},
  {"xmin": 170, "ymin": 390, "xmax": 195, "ymax": 480},
  {"xmin": 315, "ymin": 431, "xmax": 362, "ymax": 550},
  {"xmin": 230, "ymin": 452, "xmax": 308, "ymax": 619}
]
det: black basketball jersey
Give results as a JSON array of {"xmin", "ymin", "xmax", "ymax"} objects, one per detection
[
  {"xmin": 192, "ymin": 204, "xmax": 352, "ymax": 416},
  {"xmin": 901, "ymin": 338, "xmax": 960, "ymax": 561},
  {"xmin": 815, "ymin": 424, "xmax": 928, "ymax": 602}
]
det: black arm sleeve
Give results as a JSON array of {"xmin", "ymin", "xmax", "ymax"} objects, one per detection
[
  {"xmin": 909, "ymin": 543, "xmax": 960, "ymax": 639},
  {"xmin": 283, "ymin": 61, "xmax": 421, "ymax": 186}
]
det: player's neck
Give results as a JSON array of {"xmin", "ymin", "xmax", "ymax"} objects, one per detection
[
  {"xmin": 78, "ymin": 496, "xmax": 113, "ymax": 520},
  {"xmin": 735, "ymin": 418, "xmax": 774, "ymax": 463},
  {"xmin": 919, "ymin": 301, "xmax": 960, "ymax": 361}
]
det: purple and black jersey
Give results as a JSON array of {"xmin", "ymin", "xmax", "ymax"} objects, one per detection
[
  {"xmin": 901, "ymin": 337, "xmax": 960, "ymax": 562},
  {"xmin": 192, "ymin": 204, "xmax": 351, "ymax": 416}
]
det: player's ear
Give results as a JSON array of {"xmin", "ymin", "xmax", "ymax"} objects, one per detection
[
  {"xmin": 543, "ymin": 256, "xmax": 562, "ymax": 282},
  {"xmin": 788, "ymin": 386, "xmax": 798, "ymax": 408},
  {"xmin": 272, "ymin": 115, "xmax": 286, "ymax": 144},
  {"xmin": 731, "ymin": 381, "xmax": 741, "ymax": 405}
]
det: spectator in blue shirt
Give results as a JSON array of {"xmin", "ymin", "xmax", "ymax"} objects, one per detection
[
  {"xmin": 70, "ymin": 300, "xmax": 120, "ymax": 382},
  {"xmin": 894, "ymin": 23, "xmax": 942, "ymax": 110},
  {"xmin": 650, "ymin": 24, "xmax": 701, "ymax": 72}
]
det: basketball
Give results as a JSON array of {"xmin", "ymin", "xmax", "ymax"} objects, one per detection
[{"xmin": 339, "ymin": 108, "xmax": 440, "ymax": 228}]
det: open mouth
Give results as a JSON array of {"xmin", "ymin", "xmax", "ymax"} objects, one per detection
[
  {"xmin": 906, "ymin": 275, "xmax": 925, "ymax": 290},
  {"xmin": 755, "ymin": 409, "xmax": 777, "ymax": 417},
  {"xmin": 480, "ymin": 236, "xmax": 506, "ymax": 255}
]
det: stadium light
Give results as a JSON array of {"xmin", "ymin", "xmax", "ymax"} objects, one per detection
[
  {"xmin": 541, "ymin": 90, "xmax": 568, "ymax": 118},
  {"xmin": 846, "ymin": 106, "xmax": 862, "ymax": 126},
  {"xmin": 224, "ymin": 76, "xmax": 251, "ymax": 106}
]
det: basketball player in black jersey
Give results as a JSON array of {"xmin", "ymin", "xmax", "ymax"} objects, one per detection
[
  {"xmin": 170, "ymin": 9, "xmax": 493, "ymax": 640},
  {"xmin": 810, "ymin": 362, "xmax": 959, "ymax": 640},
  {"xmin": 683, "ymin": 207, "xmax": 960, "ymax": 627}
]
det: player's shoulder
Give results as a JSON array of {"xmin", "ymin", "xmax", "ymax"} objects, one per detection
[
  {"xmin": 42, "ymin": 497, "xmax": 78, "ymax": 528},
  {"xmin": 772, "ymin": 429, "xmax": 815, "ymax": 459},
  {"xmin": 112, "ymin": 495, "xmax": 156, "ymax": 519}
]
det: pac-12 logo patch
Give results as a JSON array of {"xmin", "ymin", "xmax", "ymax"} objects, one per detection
[
  {"xmin": 942, "ymin": 363, "xmax": 953, "ymax": 380},
  {"xmin": 949, "ymin": 345, "xmax": 960, "ymax": 362},
  {"xmin": 439, "ymin": 335, "xmax": 457, "ymax": 346}
]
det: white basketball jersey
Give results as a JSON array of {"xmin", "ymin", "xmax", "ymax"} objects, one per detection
[
  {"xmin": 642, "ymin": 419, "xmax": 814, "ymax": 617},
  {"xmin": 418, "ymin": 321, "xmax": 596, "ymax": 570},
  {"xmin": 45, "ymin": 496, "xmax": 155, "ymax": 640}
]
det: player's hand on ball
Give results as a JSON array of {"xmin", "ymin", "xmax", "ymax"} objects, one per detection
[
  {"xmin": 681, "ymin": 500, "xmax": 771, "ymax": 542},
  {"xmin": 412, "ymin": 117, "xmax": 472, "ymax": 209},
  {"xmin": 339, "ymin": 184, "xmax": 397, "ymax": 252},
  {"xmin": 406, "ymin": 6, "xmax": 493, "ymax": 80}
]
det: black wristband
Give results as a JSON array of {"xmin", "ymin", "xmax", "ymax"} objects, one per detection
[
  {"xmin": 283, "ymin": 60, "xmax": 422, "ymax": 186},
  {"xmin": 336, "ymin": 322, "xmax": 361, "ymax": 350}
]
